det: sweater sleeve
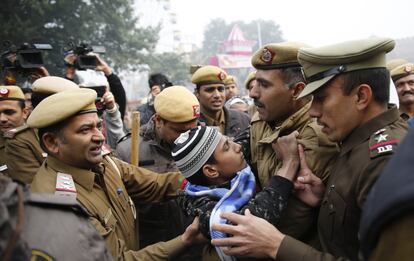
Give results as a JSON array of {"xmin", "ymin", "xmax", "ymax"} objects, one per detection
[
  {"xmin": 240, "ymin": 175, "xmax": 293, "ymax": 226},
  {"xmin": 107, "ymin": 73, "xmax": 127, "ymax": 120}
]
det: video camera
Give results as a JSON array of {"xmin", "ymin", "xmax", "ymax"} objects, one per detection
[
  {"xmin": 1, "ymin": 42, "xmax": 52, "ymax": 72},
  {"xmin": 65, "ymin": 42, "xmax": 106, "ymax": 70}
]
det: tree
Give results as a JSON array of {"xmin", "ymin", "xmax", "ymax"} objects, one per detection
[
  {"xmin": 199, "ymin": 19, "xmax": 284, "ymax": 62},
  {"xmin": 146, "ymin": 52, "xmax": 191, "ymax": 86},
  {"xmin": 0, "ymin": 0, "xmax": 159, "ymax": 75}
]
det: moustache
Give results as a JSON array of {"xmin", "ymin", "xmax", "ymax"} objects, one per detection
[{"xmin": 254, "ymin": 99, "xmax": 264, "ymax": 107}]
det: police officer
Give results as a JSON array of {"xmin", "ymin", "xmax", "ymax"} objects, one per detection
[
  {"xmin": 390, "ymin": 62, "xmax": 414, "ymax": 120},
  {"xmin": 224, "ymin": 75, "xmax": 239, "ymax": 101},
  {"xmin": 249, "ymin": 42, "xmax": 338, "ymax": 245},
  {"xmin": 192, "ymin": 65, "xmax": 250, "ymax": 137},
  {"xmin": 360, "ymin": 125, "xmax": 414, "ymax": 261},
  {"xmin": 211, "ymin": 37, "xmax": 408, "ymax": 261},
  {"xmin": 27, "ymin": 88, "xmax": 204, "ymax": 261},
  {"xmin": 5, "ymin": 76, "xmax": 78, "ymax": 184},
  {"xmin": 0, "ymin": 85, "xmax": 28, "ymax": 175},
  {"xmin": 116, "ymin": 86, "xmax": 199, "ymax": 251},
  {"xmin": 0, "ymin": 175, "xmax": 113, "ymax": 261}
]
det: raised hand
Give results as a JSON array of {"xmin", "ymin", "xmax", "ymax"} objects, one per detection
[{"xmin": 293, "ymin": 144, "xmax": 325, "ymax": 207}]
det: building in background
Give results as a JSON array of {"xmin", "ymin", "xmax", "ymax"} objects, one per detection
[{"xmin": 209, "ymin": 24, "xmax": 256, "ymax": 96}]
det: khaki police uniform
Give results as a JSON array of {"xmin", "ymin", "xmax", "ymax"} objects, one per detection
[
  {"xmin": 0, "ymin": 175, "xmax": 113, "ymax": 261},
  {"xmin": 116, "ymin": 86, "xmax": 201, "ymax": 258},
  {"xmin": 192, "ymin": 65, "xmax": 250, "ymax": 137},
  {"xmin": 4, "ymin": 76, "xmax": 78, "ymax": 184},
  {"xmin": 250, "ymin": 42, "xmax": 339, "ymax": 244},
  {"xmin": 5, "ymin": 125, "xmax": 45, "ymax": 184},
  {"xmin": 27, "ymin": 88, "xmax": 188, "ymax": 261},
  {"xmin": 276, "ymin": 37, "xmax": 408, "ymax": 261},
  {"xmin": 0, "ymin": 85, "xmax": 26, "ymax": 176}
]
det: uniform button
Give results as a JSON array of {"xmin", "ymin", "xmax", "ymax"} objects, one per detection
[{"xmin": 329, "ymin": 204, "xmax": 334, "ymax": 210}]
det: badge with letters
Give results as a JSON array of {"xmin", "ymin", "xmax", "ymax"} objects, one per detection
[
  {"xmin": 55, "ymin": 172, "xmax": 77, "ymax": 197},
  {"xmin": 369, "ymin": 128, "xmax": 399, "ymax": 158}
]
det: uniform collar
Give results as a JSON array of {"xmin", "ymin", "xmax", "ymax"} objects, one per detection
[
  {"xmin": 259, "ymin": 101, "xmax": 312, "ymax": 144},
  {"xmin": 340, "ymin": 107, "xmax": 401, "ymax": 156},
  {"xmin": 46, "ymin": 156, "xmax": 96, "ymax": 192},
  {"xmin": 202, "ymin": 109, "xmax": 225, "ymax": 126}
]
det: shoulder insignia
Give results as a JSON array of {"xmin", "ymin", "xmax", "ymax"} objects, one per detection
[
  {"xmin": 369, "ymin": 128, "xmax": 399, "ymax": 159},
  {"xmin": 117, "ymin": 133, "xmax": 131, "ymax": 144},
  {"xmin": 3, "ymin": 124, "xmax": 29, "ymax": 138},
  {"xmin": 55, "ymin": 172, "xmax": 77, "ymax": 197}
]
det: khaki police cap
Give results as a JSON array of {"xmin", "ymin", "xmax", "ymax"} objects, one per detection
[
  {"xmin": 0, "ymin": 85, "xmax": 25, "ymax": 101},
  {"xmin": 298, "ymin": 37, "xmax": 395, "ymax": 98},
  {"xmin": 386, "ymin": 58, "xmax": 408, "ymax": 72},
  {"xmin": 32, "ymin": 76, "xmax": 79, "ymax": 94},
  {"xmin": 154, "ymin": 86, "xmax": 200, "ymax": 123},
  {"xmin": 27, "ymin": 88, "xmax": 97, "ymax": 129},
  {"xmin": 191, "ymin": 65, "xmax": 227, "ymax": 86},
  {"xmin": 251, "ymin": 42, "xmax": 309, "ymax": 70},
  {"xmin": 224, "ymin": 75, "xmax": 236, "ymax": 85},
  {"xmin": 244, "ymin": 71, "xmax": 256, "ymax": 90},
  {"xmin": 391, "ymin": 63, "xmax": 414, "ymax": 82}
]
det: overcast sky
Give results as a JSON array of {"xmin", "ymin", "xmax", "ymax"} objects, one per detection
[{"xmin": 170, "ymin": 0, "xmax": 412, "ymax": 47}]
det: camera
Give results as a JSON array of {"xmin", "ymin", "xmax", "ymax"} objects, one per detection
[
  {"xmin": 65, "ymin": 43, "xmax": 106, "ymax": 70},
  {"xmin": 1, "ymin": 42, "xmax": 52, "ymax": 71}
]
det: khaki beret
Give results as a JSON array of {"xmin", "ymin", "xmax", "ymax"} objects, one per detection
[
  {"xmin": 386, "ymin": 58, "xmax": 409, "ymax": 72},
  {"xmin": 0, "ymin": 85, "xmax": 25, "ymax": 101},
  {"xmin": 224, "ymin": 75, "xmax": 237, "ymax": 85},
  {"xmin": 154, "ymin": 86, "xmax": 200, "ymax": 123},
  {"xmin": 298, "ymin": 37, "xmax": 395, "ymax": 98},
  {"xmin": 244, "ymin": 71, "xmax": 256, "ymax": 90},
  {"xmin": 391, "ymin": 63, "xmax": 414, "ymax": 82},
  {"xmin": 27, "ymin": 88, "xmax": 97, "ymax": 129},
  {"xmin": 251, "ymin": 42, "xmax": 309, "ymax": 70},
  {"xmin": 191, "ymin": 65, "xmax": 227, "ymax": 86},
  {"xmin": 32, "ymin": 76, "xmax": 79, "ymax": 94}
]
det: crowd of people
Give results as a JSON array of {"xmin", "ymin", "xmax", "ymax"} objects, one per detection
[{"xmin": 1, "ymin": 36, "xmax": 414, "ymax": 261}]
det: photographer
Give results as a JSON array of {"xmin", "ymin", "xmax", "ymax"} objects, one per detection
[
  {"xmin": 64, "ymin": 51, "xmax": 127, "ymax": 120},
  {"xmin": 137, "ymin": 73, "xmax": 173, "ymax": 125}
]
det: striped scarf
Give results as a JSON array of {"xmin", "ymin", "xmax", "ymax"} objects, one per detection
[{"xmin": 184, "ymin": 165, "xmax": 256, "ymax": 261}]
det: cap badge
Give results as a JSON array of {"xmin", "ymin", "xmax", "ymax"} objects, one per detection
[
  {"xmin": 404, "ymin": 65, "xmax": 412, "ymax": 73},
  {"xmin": 218, "ymin": 72, "xmax": 226, "ymax": 81},
  {"xmin": 193, "ymin": 104, "xmax": 200, "ymax": 117},
  {"xmin": 260, "ymin": 47, "xmax": 274, "ymax": 64},
  {"xmin": 0, "ymin": 88, "xmax": 9, "ymax": 97}
]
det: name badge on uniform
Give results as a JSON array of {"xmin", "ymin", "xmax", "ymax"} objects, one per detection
[
  {"xmin": 0, "ymin": 165, "xmax": 7, "ymax": 172},
  {"xmin": 55, "ymin": 172, "xmax": 77, "ymax": 198}
]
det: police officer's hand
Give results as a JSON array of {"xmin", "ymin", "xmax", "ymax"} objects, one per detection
[
  {"xmin": 181, "ymin": 217, "xmax": 208, "ymax": 246},
  {"xmin": 294, "ymin": 145, "xmax": 325, "ymax": 207},
  {"xmin": 102, "ymin": 91, "xmax": 115, "ymax": 110},
  {"xmin": 211, "ymin": 209, "xmax": 283, "ymax": 259}
]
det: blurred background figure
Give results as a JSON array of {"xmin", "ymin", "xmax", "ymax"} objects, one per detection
[
  {"xmin": 136, "ymin": 73, "xmax": 173, "ymax": 125},
  {"xmin": 225, "ymin": 96, "xmax": 249, "ymax": 113},
  {"xmin": 224, "ymin": 75, "xmax": 239, "ymax": 101}
]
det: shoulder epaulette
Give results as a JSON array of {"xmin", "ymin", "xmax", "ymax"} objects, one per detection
[
  {"xmin": 117, "ymin": 133, "xmax": 131, "ymax": 144},
  {"xmin": 28, "ymin": 193, "xmax": 89, "ymax": 217},
  {"xmin": 369, "ymin": 127, "xmax": 400, "ymax": 159},
  {"xmin": 3, "ymin": 124, "xmax": 30, "ymax": 139}
]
